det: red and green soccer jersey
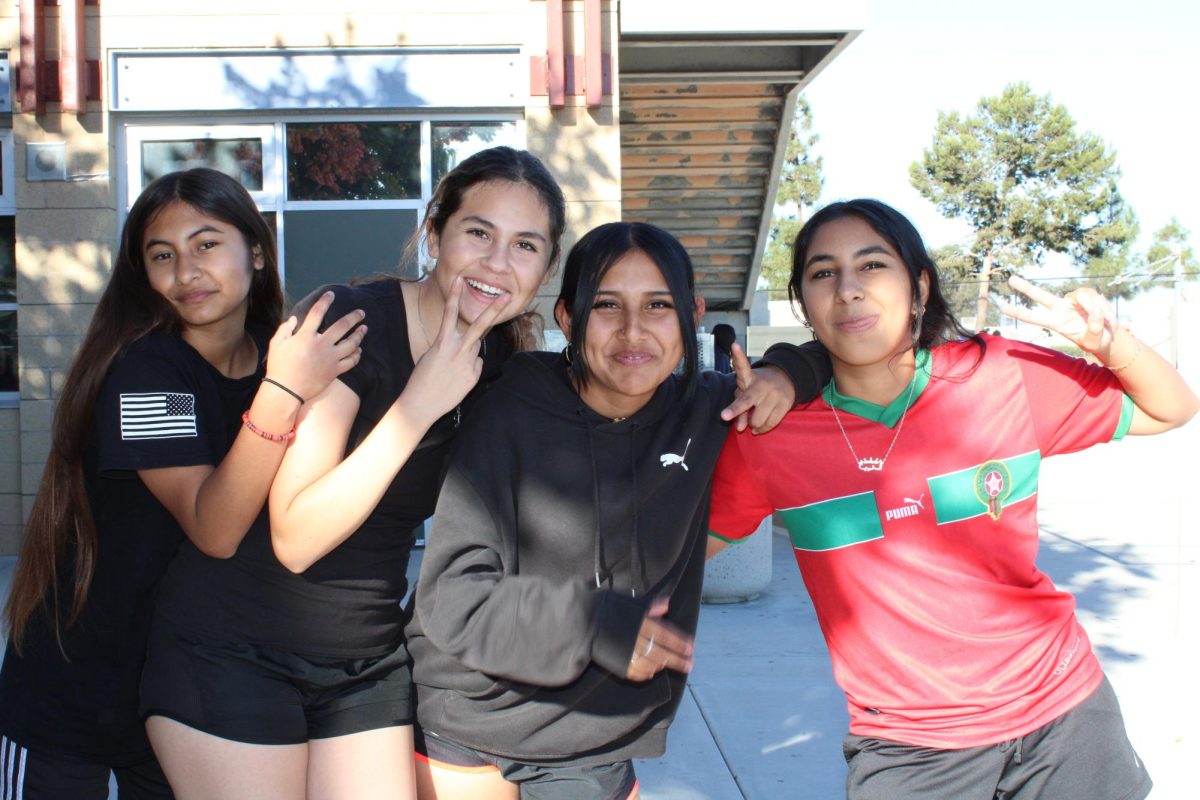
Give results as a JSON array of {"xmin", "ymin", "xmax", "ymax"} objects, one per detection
[{"xmin": 709, "ymin": 335, "xmax": 1134, "ymax": 749}]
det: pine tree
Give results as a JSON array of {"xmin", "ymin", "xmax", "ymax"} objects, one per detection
[{"xmin": 910, "ymin": 83, "xmax": 1134, "ymax": 327}]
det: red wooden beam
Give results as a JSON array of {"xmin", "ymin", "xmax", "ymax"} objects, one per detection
[
  {"xmin": 584, "ymin": 0, "xmax": 602, "ymax": 107},
  {"xmin": 546, "ymin": 0, "xmax": 566, "ymax": 108},
  {"xmin": 18, "ymin": 0, "xmax": 45, "ymax": 113},
  {"xmin": 60, "ymin": 0, "xmax": 86, "ymax": 113}
]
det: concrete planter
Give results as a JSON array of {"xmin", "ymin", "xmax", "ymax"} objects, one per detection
[{"xmin": 702, "ymin": 515, "xmax": 773, "ymax": 604}]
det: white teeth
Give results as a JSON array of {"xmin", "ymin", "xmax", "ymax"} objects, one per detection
[{"xmin": 466, "ymin": 278, "xmax": 504, "ymax": 297}]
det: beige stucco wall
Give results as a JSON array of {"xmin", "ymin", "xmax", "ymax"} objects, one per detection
[{"xmin": 0, "ymin": 1, "xmax": 622, "ymax": 553}]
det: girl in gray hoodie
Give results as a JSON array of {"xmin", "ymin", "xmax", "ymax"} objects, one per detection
[{"xmin": 406, "ymin": 222, "xmax": 828, "ymax": 799}]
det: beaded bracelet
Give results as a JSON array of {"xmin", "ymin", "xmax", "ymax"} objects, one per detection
[
  {"xmin": 262, "ymin": 377, "xmax": 305, "ymax": 405},
  {"xmin": 241, "ymin": 411, "xmax": 296, "ymax": 442}
]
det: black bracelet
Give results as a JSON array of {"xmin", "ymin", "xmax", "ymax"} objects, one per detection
[{"xmin": 262, "ymin": 377, "xmax": 305, "ymax": 405}]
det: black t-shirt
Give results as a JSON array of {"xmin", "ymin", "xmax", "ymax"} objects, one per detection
[
  {"xmin": 154, "ymin": 279, "xmax": 510, "ymax": 658},
  {"xmin": 0, "ymin": 328, "xmax": 263, "ymax": 764}
]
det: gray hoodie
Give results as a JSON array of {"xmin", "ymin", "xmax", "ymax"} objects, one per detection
[{"xmin": 406, "ymin": 345, "xmax": 826, "ymax": 766}]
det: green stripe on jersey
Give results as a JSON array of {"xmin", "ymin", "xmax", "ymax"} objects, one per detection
[
  {"xmin": 778, "ymin": 491, "xmax": 884, "ymax": 551},
  {"xmin": 928, "ymin": 450, "xmax": 1041, "ymax": 525}
]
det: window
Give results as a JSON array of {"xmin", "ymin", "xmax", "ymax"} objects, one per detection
[
  {"xmin": 124, "ymin": 125, "xmax": 278, "ymax": 206},
  {"xmin": 432, "ymin": 121, "xmax": 521, "ymax": 186},
  {"xmin": 141, "ymin": 137, "xmax": 265, "ymax": 190},
  {"xmin": 123, "ymin": 118, "xmax": 520, "ymax": 301},
  {"xmin": 287, "ymin": 122, "xmax": 421, "ymax": 201},
  {"xmin": 1, "ymin": 130, "xmax": 16, "ymax": 404}
]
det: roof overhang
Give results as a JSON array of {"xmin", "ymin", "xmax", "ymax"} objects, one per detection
[{"xmin": 618, "ymin": 1, "xmax": 863, "ymax": 309}]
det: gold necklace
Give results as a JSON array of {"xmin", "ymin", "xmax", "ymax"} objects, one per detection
[{"xmin": 828, "ymin": 377, "xmax": 917, "ymax": 472}]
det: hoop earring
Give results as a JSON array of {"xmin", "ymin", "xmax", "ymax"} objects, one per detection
[
  {"xmin": 801, "ymin": 318, "xmax": 818, "ymax": 342},
  {"xmin": 562, "ymin": 343, "xmax": 573, "ymax": 365}
]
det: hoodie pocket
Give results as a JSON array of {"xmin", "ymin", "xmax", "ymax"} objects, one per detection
[{"xmin": 444, "ymin": 666, "xmax": 673, "ymax": 759}]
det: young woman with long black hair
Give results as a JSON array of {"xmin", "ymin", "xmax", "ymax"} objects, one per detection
[{"xmin": 0, "ymin": 168, "xmax": 364, "ymax": 799}]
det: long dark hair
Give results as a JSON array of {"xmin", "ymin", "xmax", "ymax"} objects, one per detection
[
  {"xmin": 789, "ymin": 199, "xmax": 981, "ymax": 354},
  {"xmin": 4, "ymin": 168, "xmax": 281, "ymax": 653},
  {"xmin": 403, "ymin": 146, "xmax": 567, "ymax": 351},
  {"xmin": 557, "ymin": 222, "xmax": 701, "ymax": 394}
]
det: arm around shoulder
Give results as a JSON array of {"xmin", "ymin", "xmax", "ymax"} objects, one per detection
[{"xmin": 758, "ymin": 339, "xmax": 831, "ymax": 403}]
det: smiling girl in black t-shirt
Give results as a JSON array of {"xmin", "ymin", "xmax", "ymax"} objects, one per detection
[{"xmin": 0, "ymin": 168, "xmax": 363, "ymax": 799}]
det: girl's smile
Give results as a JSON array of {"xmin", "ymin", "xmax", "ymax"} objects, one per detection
[{"xmin": 557, "ymin": 248, "xmax": 704, "ymax": 421}]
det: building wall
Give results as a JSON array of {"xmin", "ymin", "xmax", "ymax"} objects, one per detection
[{"xmin": 0, "ymin": 1, "xmax": 623, "ymax": 553}]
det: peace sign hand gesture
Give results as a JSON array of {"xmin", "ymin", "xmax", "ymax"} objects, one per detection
[
  {"xmin": 398, "ymin": 277, "xmax": 513, "ymax": 430},
  {"xmin": 1000, "ymin": 275, "xmax": 1119, "ymax": 357}
]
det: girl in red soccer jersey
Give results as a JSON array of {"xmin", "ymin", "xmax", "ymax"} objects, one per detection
[{"xmin": 709, "ymin": 199, "xmax": 1198, "ymax": 800}]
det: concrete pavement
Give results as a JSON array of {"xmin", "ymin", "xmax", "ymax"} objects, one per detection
[{"xmin": 0, "ymin": 421, "xmax": 1195, "ymax": 798}]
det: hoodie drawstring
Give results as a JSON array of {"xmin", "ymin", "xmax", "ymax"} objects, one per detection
[
  {"xmin": 582, "ymin": 411, "xmax": 605, "ymax": 590},
  {"xmin": 628, "ymin": 424, "xmax": 644, "ymax": 598},
  {"xmin": 583, "ymin": 415, "xmax": 644, "ymax": 599}
]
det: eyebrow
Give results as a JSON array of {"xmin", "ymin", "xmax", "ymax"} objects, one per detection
[
  {"xmin": 595, "ymin": 289, "xmax": 673, "ymax": 296},
  {"xmin": 461, "ymin": 215, "xmax": 549, "ymax": 244},
  {"xmin": 143, "ymin": 224, "xmax": 224, "ymax": 250},
  {"xmin": 805, "ymin": 245, "xmax": 892, "ymax": 269}
]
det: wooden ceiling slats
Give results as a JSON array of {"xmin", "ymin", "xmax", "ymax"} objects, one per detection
[
  {"xmin": 624, "ymin": 165, "xmax": 769, "ymax": 174},
  {"xmin": 621, "ymin": 129, "xmax": 777, "ymax": 147},
  {"xmin": 622, "ymin": 194, "xmax": 763, "ymax": 211},
  {"xmin": 619, "ymin": 102, "xmax": 784, "ymax": 124},
  {"xmin": 628, "ymin": 218, "xmax": 759, "ymax": 234},
  {"xmin": 620, "ymin": 75, "xmax": 789, "ymax": 309},
  {"xmin": 623, "ymin": 152, "xmax": 774, "ymax": 170},
  {"xmin": 623, "ymin": 143, "xmax": 774, "ymax": 156},
  {"xmin": 620, "ymin": 82, "xmax": 788, "ymax": 99}
]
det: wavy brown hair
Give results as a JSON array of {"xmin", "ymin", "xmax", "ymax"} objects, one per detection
[
  {"xmin": 401, "ymin": 146, "xmax": 566, "ymax": 350},
  {"xmin": 4, "ymin": 168, "xmax": 281, "ymax": 654}
]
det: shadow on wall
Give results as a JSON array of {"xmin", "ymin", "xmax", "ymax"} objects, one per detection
[{"xmin": 222, "ymin": 30, "xmax": 424, "ymax": 110}]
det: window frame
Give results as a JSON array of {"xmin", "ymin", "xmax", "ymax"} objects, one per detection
[
  {"xmin": 0, "ymin": 129, "xmax": 17, "ymax": 407},
  {"xmin": 119, "ymin": 114, "xmax": 524, "ymax": 288}
]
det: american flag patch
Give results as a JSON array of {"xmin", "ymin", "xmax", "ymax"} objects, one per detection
[{"xmin": 119, "ymin": 392, "xmax": 198, "ymax": 440}]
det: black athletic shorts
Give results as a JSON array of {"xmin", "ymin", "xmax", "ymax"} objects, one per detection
[
  {"xmin": 414, "ymin": 726, "xmax": 638, "ymax": 800},
  {"xmin": 140, "ymin": 622, "xmax": 413, "ymax": 745},
  {"xmin": 0, "ymin": 734, "xmax": 172, "ymax": 800},
  {"xmin": 843, "ymin": 676, "xmax": 1152, "ymax": 800}
]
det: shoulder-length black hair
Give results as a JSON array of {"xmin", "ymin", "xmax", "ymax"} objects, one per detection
[
  {"xmin": 557, "ymin": 221, "xmax": 700, "ymax": 392},
  {"xmin": 788, "ymin": 198, "xmax": 981, "ymax": 354},
  {"xmin": 4, "ymin": 168, "xmax": 281, "ymax": 653}
]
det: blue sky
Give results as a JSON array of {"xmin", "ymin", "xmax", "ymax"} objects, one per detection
[{"xmin": 802, "ymin": 0, "xmax": 1199, "ymax": 269}]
